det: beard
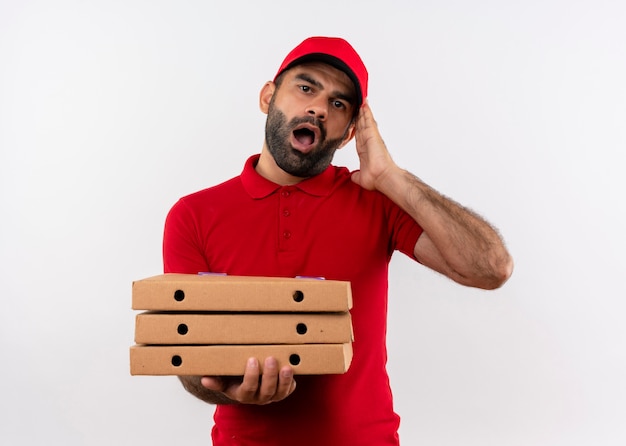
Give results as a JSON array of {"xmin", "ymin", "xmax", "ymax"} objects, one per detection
[{"xmin": 264, "ymin": 101, "xmax": 349, "ymax": 178}]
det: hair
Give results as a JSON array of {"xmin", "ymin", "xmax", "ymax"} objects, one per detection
[{"xmin": 273, "ymin": 70, "xmax": 287, "ymax": 89}]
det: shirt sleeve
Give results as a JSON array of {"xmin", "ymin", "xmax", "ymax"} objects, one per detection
[
  {"xmin": 384, "ymin": 195, "xmax": 423, "ymax": 261},
  {"xmin": 162, "ymin": 198, "xmax": 210, "ymax": 274}
]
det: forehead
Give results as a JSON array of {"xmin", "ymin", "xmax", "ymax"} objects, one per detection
[{"xmin": 284, "ymin": 62, "xmax": 355, "ymax": 96}]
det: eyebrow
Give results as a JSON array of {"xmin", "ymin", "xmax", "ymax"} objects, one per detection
[{"xmin": 294, "ymin": 73, "xmax": 356, "ymax": 105}]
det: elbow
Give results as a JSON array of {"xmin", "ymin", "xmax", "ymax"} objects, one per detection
[
  {"xmin": 483, "ymin": 252, "xmax": 514, "ymax": 290},
  {"xmin": 459, "ymin": 250, "xmax": 514, "ymax": 290},
  {"xmin": 453, "ymin": 253, "xmax": 513, "ymax": 290}
]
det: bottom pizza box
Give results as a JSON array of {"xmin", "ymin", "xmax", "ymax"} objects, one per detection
[{"xmin": 130, "ymin": 343, "xmax": 353, "ymax": 376}]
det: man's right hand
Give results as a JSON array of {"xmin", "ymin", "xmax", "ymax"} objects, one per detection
[{"xmin": 201, "ymin": 356, "xmax": 296, "ymax": 404}]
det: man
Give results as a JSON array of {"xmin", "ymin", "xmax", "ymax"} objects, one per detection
[{"xmin": 163, "ymin": 36, "xmax": 513, "ymax": 445}]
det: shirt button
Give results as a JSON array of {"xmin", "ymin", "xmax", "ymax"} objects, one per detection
[
  {"xmin": 281, "ymin": 190, "xmax": 291, "ymax": 198},
  {"xmin": 283, "ymin": 231, "xmax": 291, "ymax": 239},
  {"xmin": 283, "ymin": 209, "xmax": 291, "ymax": 217}
]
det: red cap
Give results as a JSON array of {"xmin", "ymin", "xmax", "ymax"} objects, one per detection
[{"xmin": 274, "ymin": 36, "xmax": 368, "ymax": 108}]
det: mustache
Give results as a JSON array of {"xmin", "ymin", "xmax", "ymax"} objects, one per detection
[{"xmin": 288, "ymin": 116, "xmax": 327, "ymax": 140}]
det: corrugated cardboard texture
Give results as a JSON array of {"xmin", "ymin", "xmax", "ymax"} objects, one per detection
[
  {"xmin": 132, "ymin": 274, "xmax": 353, "ymax": 312},
  {"xmin": 135, "ymin": 312, "xmax": 354, "ymax": 345},
  {"xmin": 130, "ymin": 343, "xmax": 353, "ymax": 375}
]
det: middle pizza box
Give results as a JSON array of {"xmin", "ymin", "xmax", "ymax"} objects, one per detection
[{"xmin": 134, "ymin": 312, "xmax": 354, "ymax": 345}]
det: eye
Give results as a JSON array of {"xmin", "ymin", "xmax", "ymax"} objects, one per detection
[
  {"xmin": 332, "ymin": 100, "xmax": 346, "ymax": 109},
  {"xmin": 299, "ymin": 85, "xmax": 312, "ymax": 93}
]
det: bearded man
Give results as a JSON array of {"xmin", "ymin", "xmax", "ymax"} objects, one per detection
[{"xmin": 163, "ymin": 36, "xmax": 513, "ymax": 445}]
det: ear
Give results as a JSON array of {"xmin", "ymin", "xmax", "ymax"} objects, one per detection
[
  {"xmin": 337, "ymin": 122, "xmax": 357, "ymax": 150},
  {"xmin": 259, "ymin": 81, "xmax": 276, "ymax": 114}
]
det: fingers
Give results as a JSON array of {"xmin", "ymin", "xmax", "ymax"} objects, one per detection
[
  {"xmin": 253, "ymin": 357, "xmax": 296, "ymax": 404},
  {"xmin": 202, "ymin": 357, "xmax": 296, "ymax": 405},
  {"xmin": 238, "ymin": 357, "xmax": 263, "ymax": 402},
  {"xmin": 355, "ymin": 102, "xmax": 383, "ymax": 154},
  {"xmin": 356, "ymin": 101, "xmax": 376, "ymax": 131},
  {"xmin": 256, "ymin": 357, "xmax": 279, "ymax": 402},
  {"xmin": 200, "ymin": 375, "xmax": 226, "ymax": 392},
  {"xmin": 273, "ymin": 365, "xmax": 296, "ymax": 401}
]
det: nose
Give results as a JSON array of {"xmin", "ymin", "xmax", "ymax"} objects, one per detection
[{"xmin": 305, "ymin": 96, "xmax": 328, "ymax": 121}]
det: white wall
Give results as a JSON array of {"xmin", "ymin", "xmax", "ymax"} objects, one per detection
[{"xmin": 1, "ymin": 1, "xmax": 625, "ymax": 445}]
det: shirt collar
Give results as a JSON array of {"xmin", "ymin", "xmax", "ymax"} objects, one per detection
[{"xmin": 241, "ymin": 154, "xmax": 338, "ymax": 199}]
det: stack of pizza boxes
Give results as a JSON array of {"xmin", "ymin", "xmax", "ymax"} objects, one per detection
[{"xmin": 130, "ymin": 274, "xmax": 354, "ymax": 376}]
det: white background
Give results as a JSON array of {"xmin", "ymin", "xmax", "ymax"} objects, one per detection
[{"xmin": 1, "ymin": 1, "xmax": 625, "ymax": 445}]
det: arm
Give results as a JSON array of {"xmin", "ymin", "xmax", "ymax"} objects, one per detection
[{"xmin": 351, "ymin": 103, "xmax": 513, "ymax": 290}]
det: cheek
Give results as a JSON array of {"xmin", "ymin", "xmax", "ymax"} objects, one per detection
[
  {"xmin": 329, "ymin": 119, "xmax": 353, "ymax": 140},
  {"xmin": 274, "ymin": 93, "xmax": 305, "ymax": 116}
]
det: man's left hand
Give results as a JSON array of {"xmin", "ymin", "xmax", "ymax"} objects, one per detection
[{"xmin": 351, "ymin": 101, "xmax": 399, "ymax": 191}]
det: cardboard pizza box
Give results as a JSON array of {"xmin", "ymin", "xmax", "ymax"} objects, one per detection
[
  {"xmin": 129, "ymin": 343, "xmax": 353, "ymax": 376},
  {"xmin": 134, "ymin": 312, "xmax": 354, "ymax": 345},
  {"xmin": 132, "ymin": 274, "xmax": 352, "ymax": 312}
]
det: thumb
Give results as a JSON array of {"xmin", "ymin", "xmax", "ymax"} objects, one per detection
[{"xmin": 201, "ymin": 376, "xmax": 226, "ymax": 391}]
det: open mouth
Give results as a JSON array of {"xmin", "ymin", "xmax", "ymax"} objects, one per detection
[
  {"xmin": 294, "ymin": 128, "xmax": 315, "ymax": 145},
  {"xmin": 291, "ymin": 124, "xmax": 320, "ymax": 153}
]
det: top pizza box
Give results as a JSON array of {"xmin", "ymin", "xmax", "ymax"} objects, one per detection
[{"xmin": 132, "ymin": 274, "xmax": 353, "ymax": 312}]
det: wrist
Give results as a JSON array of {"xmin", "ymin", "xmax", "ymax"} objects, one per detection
[{"xmin": 373, "ymin": 163, "xmax": 405, "ymax": 195}]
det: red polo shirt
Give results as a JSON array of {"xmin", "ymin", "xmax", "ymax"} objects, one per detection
[{"xmin": 163, "ymin": 155, "xmax": 423, "ymax": 445}]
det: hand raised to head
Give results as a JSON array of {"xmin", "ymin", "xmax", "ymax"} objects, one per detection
[{"xmin": 351, "ymin": 101, "xmax": 399, "ymax": 191}]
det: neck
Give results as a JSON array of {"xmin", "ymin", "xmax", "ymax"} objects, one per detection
[{"xmin": 255, "ymin": 144, "xmax": 306, "ymax": 186}]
